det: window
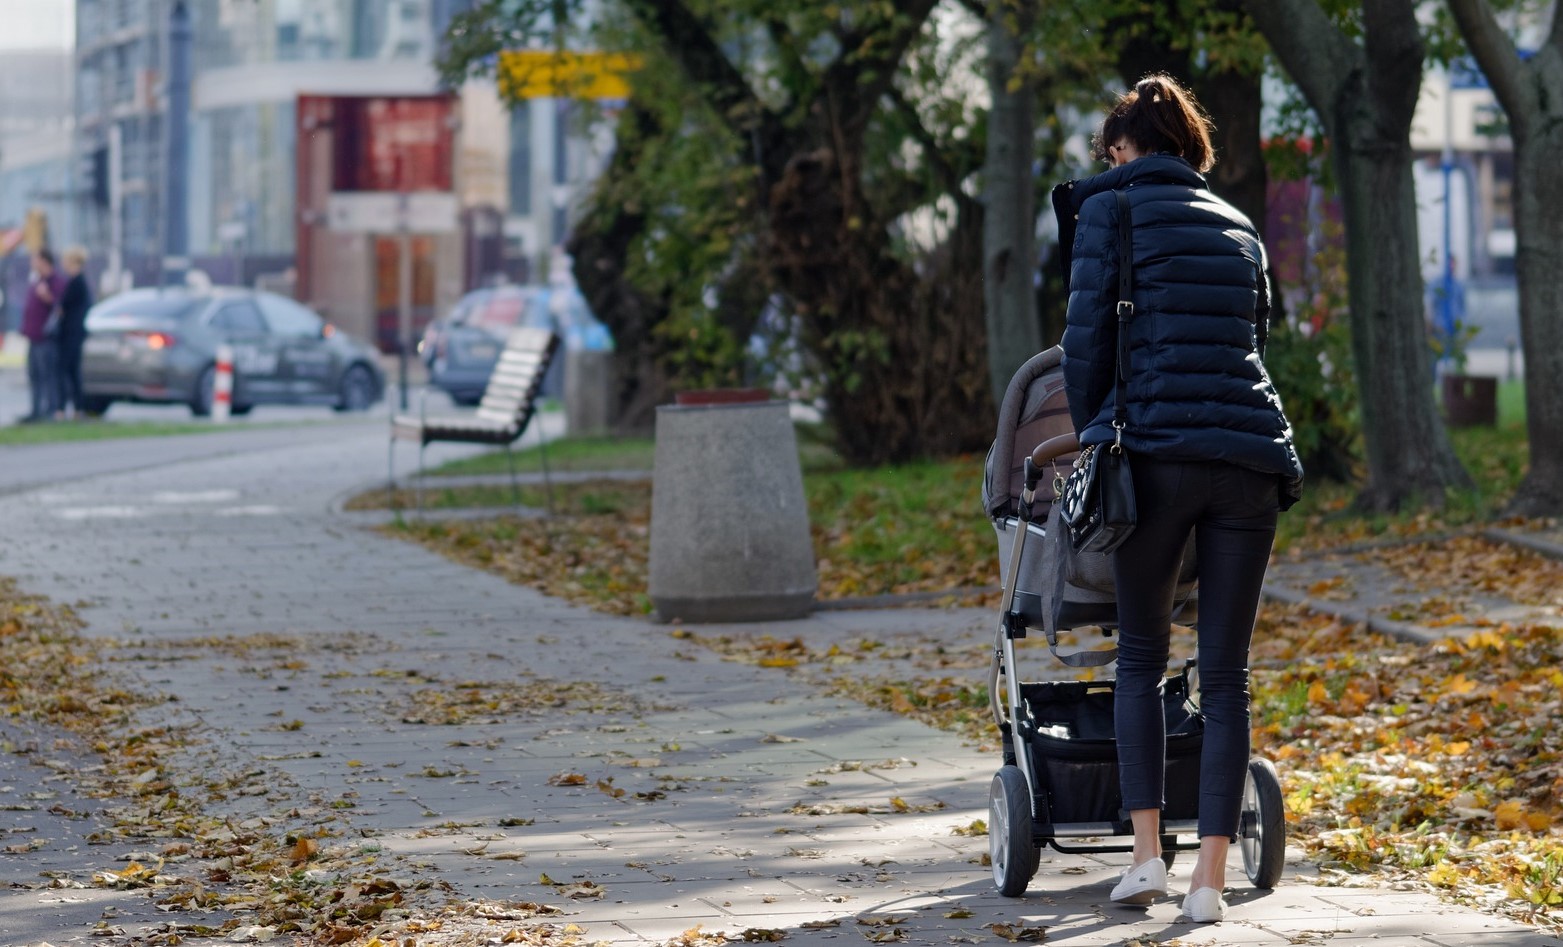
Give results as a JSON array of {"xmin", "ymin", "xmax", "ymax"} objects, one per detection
[
  {"xmin": 256, "ymin": 293, "xmax": 324, "ymax": 338},
  {"xmin": 88, "ymin": 293, "xmax": 205, "ymax": 325},
  {"xmin": 210, "ymin": 301, "xmax": 267, "ymax": 336}
]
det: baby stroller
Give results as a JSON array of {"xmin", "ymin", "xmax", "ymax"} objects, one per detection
[{"xmin": 979, "ymin": 346, "xmax": 1286, "ymax": 897}]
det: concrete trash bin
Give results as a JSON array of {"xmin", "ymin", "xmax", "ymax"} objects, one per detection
[{"xmin": 649, "ymin": 398, "xmax": 817, "ymax": 622}]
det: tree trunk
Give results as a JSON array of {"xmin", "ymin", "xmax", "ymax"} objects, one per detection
[
  {"xmin": 1507, "ymin": 128, "xmax": 1563, "ymax": 513},
  {"xmin": 768, "ymin": 149, "xmax": 992, "ymax": 465},
  {"xmin": 1195, "ymin": 69, "xmax": 1267, "ymax": 238},
  {"xmin": 1107, "ymin": 3, "xmax": 1277, "ymax": 317},
  {"xmin": 566, "ymin": 102, "xmax": 673, "ymax": 434},
  {"xmin": 1196, "ymin": 67, "xmax": 1287, "ymax": 326},
  {"xmin": 1331, "ymin": 93, "xmax": 1472, "ymax": 508},
  {"xmin": 1247, "ymin": 0, "xmax": 1470, "ymax": 511},
  {"xmin": 1444, "ymin": 0, "xmax": 1563, "ymax": 515},
  {"xmin": 982, "ymin": 2, "xmax": 1042, "ymax": 406}
]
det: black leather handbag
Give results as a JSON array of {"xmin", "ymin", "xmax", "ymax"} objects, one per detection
[{"xmin": 1059, "ymin": 190, "xmax": 1138, "ymax": 554}]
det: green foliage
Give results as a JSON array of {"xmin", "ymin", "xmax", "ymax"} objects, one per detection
[
  {"xmin": 659, "ymin": 304, "xmax": 754, "ymax": 390},
  {"xmin": 1263, "ymin": 206, "xmax": 1362, "ymax": 484},
  {"xmin": 1272, "ymin": 416, "xmax": 1528, "ymax": 554},
  {"xmin": 426, "ymin": 434, "xmax": 659, "ymax": 476},
  {"xmin": 1263, "ymin": 89, "xmax": 1331, "ymax": 182},
  {"xmin": 1267, "ymin": 311, "xmax": 1360, "ymax": 484},
  {"xmin": 439, "ymin": 0, "xmax": 569, "ymax": 87},
  {"xmin": 1086, "ymin": 0, "xmax": 1270, "ymax": 75}
]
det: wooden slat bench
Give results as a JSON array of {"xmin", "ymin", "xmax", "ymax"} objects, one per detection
[{"xmin": 389, "ymin": 326, "xmax": 561, "ymax": 511}]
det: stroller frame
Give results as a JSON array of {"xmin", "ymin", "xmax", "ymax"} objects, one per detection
[{"xmin": 981, "ymin": 349, "xmax": 1285, "ymax": 899}]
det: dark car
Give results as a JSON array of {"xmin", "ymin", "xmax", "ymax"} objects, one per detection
[
  {"xmin": 81, "ymin": 287, "xmax": 385, "ymax": 416},
  {"xmin": 421, "ymin": 285, "xmax": 535, "ymax": 405},
  {"xmin": 420, "ymin": 284, "xmax": 611, "ymax": 405}
]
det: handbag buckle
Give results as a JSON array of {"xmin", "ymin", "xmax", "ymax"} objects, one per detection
[
  {"xmin": 1110, "ymin": 419, "xmax": 1125, "ymax": 454},
  {"xmin": 1117, "ymin": 300, "xmax": 1134, "ymax": 318}
]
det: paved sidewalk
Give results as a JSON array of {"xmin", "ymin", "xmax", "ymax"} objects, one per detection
[{"xmin": 0, "ymin": 425, "xmax": 1558, "ymax": 946}]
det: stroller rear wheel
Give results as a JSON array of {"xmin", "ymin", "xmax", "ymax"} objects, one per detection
[
  {"xmin": 989, "ymin": 766, "xmax": 1040, "ymax": 897},
  {"xmin": 1240, "ymin": 757, "xmax": 1286, "ymax": 888}
]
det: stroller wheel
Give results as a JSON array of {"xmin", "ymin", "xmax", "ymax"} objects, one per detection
[
  {"xmin": 989, "ymin": 766, "xmax": 1039, "ymax": 897},
  {"xmin": 1160, "ymin": 836, "xmax": 1177, "ymax": 870},
  {"xmin": 1240, "ymin": 757, "xmax": 1286, "ymax": 889}
]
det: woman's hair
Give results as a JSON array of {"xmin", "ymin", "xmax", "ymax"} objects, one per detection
[
  {"xmin": 1092, "ymin": 73, "xmax": 1215, "ymax": 172},
  {"xmin": 63, "ymin": 245, "xmax": 88, "ymax": 267}
]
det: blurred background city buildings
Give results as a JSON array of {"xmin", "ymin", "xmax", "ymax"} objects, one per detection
[
  {"xmin": 0, "ymin": 0, "xmax": 614, "ymax": 352},
  {"xmin": 0, "ymin": 1, "xmax": 1535, "ymax": 353}
]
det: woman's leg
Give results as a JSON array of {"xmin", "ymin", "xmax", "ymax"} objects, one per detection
[
  {"xmin": 1187, "ymin": 464, "xmax": 1278, "ymax": 893},
  {"xmin": 1110, "ymin": 458, "xmax": 1198, "ymax": 867},
  {"xmin": 65, "ymin": 341, "xmax": 84, "ymax": 414}
]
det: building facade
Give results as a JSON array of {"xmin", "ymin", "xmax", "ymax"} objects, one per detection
[
  {"xmin": 0, "ymin": 47, "xmax": 78, "ymax": 333},
  {"xmin": 72, "ymin": 0, "xmax": 605, "ymax": 331}
]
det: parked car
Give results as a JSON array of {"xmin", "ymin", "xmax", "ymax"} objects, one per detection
[
  {"xmin": 81, "ymin": 287, "xmax": 385, "ymax": 417},
  {"xmin": 421, "ymin": 284, "xmax": 610, "ymax": 406}
]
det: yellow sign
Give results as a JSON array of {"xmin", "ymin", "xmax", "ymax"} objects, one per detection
[
  {"xmin": 498, "ymin": 50, "xmax": 641, "ymax": 101},
  {"xmin": 22, "ymin": 208, "xmax": 48, "ymax": 254}
]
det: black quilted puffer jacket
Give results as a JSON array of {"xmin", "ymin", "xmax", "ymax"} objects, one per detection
[{"xmin": 1052, "ymin": 154, "xmax": 1303, "ymax": 510}]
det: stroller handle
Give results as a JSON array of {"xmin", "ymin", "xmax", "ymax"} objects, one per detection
[
  {"xmin": 1029, "ymin": 432, "xmax": 1081, "ymax": 468},
  {"xmin": 1020, "ymin": 432, "xmax": 1081, "ymax": 517}
]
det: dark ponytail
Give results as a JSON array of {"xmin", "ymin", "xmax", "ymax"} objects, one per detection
[{"xmin": 1091, "ymin": 73, "xmax": 1215, "ymax": 172}]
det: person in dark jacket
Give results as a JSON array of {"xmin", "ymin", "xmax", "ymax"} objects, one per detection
[
  {"xmin": 1055, "ymin": 74, "xmax": 1303, "ymax": 922},
  {"xmin": 55, "ymin": 246, "xmax": 93, "ymax": 418}
]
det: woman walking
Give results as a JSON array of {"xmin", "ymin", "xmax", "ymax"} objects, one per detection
[{"xmin": 1054, "ymin": 74, "xmax": 1304, "ymax": 922}]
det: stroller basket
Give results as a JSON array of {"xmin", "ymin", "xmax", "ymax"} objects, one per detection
[{"xmin": 1019, "ymin": 673, "xmax": 1202, "ymax": 829}]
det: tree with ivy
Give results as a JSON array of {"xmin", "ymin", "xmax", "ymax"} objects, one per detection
[
  {"xmin": 446, "ymin": 0, "xmax": 997, "ymax": 465},
  {"xmin": 1445, "ymin": 0, "xmax": 1563, "ymax": 515}
]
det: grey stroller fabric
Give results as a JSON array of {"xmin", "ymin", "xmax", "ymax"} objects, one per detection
[{"xmin": 986, "ymin": 346, "xmax": 1197, "ymax": 635}]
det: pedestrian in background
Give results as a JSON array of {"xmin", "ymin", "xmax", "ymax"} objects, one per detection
[
  {"xmin": 20, "ymin": 248, "xmax": 64, "ymax": 423},
  {"xmin": 56, "ymin": 246, "xmax": 93, "ymax": 418},
  {"xmin": 1055, "ymin": 74, "xmax": 1303, "ymax": 922}
]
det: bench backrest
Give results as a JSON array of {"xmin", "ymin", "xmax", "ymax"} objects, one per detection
[{"xmin": 475, "ymin": 326, "xmax": 560, "ymax": 430}]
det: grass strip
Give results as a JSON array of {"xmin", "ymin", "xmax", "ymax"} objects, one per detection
[
  {"xmin": 420, "ymin": 423, "xmax": 846, "ymax": 478},
  {"xmin": 1274, "ymin": 420, "xmax": 1531, "ymax": 554},
  {"xmin": 426, "ymin": 434, "xmax": 658, "ymax": 476},
  {"xmin": 379, "ymin": 420, "xmax": 1533, "ymax": 614},
  {"xmin": 382, "ymin": 455, "xmax": 995, "ymax": 614},
  {"xmin": 0, "ymin": 419, "xmax": 250, "ymax": 446}
]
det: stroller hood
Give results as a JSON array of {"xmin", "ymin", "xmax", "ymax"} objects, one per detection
[{"xmin": 982, "ymin": 345, "xmax": 1077, "ymax": 520}]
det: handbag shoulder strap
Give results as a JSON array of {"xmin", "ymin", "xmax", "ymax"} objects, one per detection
[{"xmin": 1111, "ymin": 190, "xmax": 1134, "ymax": 435}]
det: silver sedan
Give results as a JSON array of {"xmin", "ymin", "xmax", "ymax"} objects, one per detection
[{"xmin": 81, "ymin": 288, "xmax": 385, "ymax": 416}]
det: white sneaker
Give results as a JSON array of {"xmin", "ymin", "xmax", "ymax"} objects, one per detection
[
  {"xmin": 1180, "ymin": 886, "xmax": 1227, "ymax": 922},
  {"xmin": 1109, "ymin": 858, "xmax": 1168, "ymax": 905}
]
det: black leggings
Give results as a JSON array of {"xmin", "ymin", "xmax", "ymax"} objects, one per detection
[
  {"xmin": 56, "ymin": 338, "xmax": 84, "ymax": 413},
  {"xmin": 1111, "ymin": 458, "xmax": 1278, "ymax": 839}
]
